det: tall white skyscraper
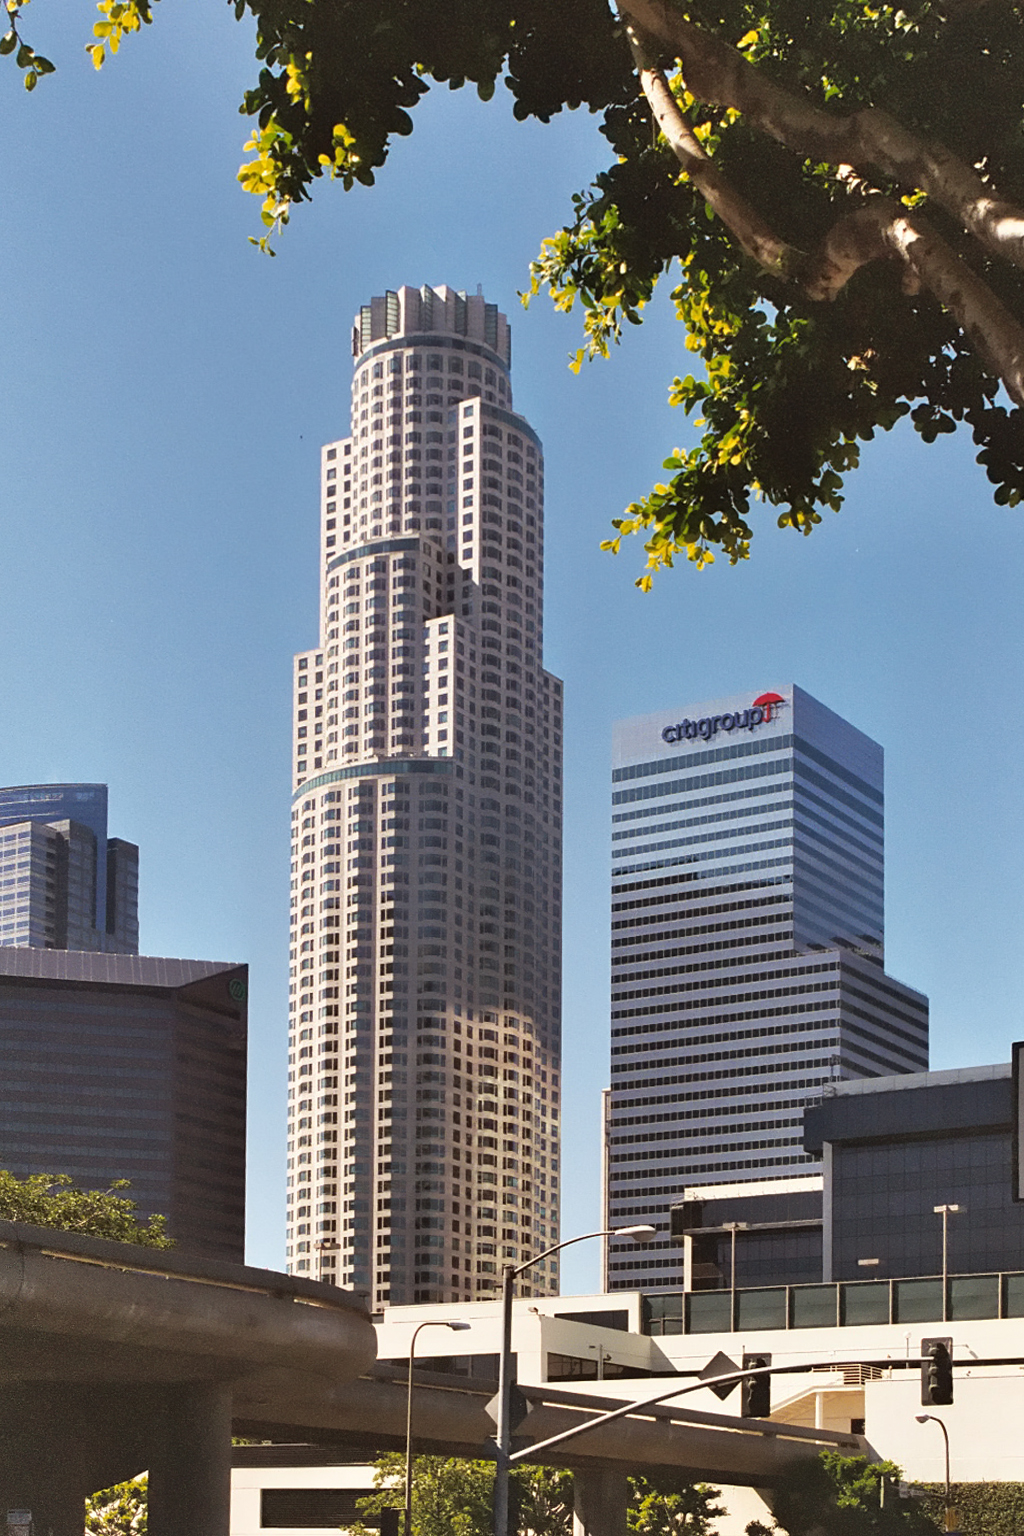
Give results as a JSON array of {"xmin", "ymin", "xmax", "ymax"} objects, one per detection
[{"xmin": 286, "ymin": 286, "xmax": 563, "ymax": 1306}]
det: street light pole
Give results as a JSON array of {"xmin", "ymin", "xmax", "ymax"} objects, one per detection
[
  {"xmin": 933, "ymin": 1205, "xmax": 960, "ymax": 1321},
  {"xmin": 314, "ymin": 1237, "xmax": 339, "ymax": 1282},
  {"xmin": 722, "ymin": 1222, "xmax": 749, "ymax": 1328},
  {"xmin": 492, "ymin": 1224, "xmax": 655, "ymax": 1536},
  {"xmin": 916, "ymin": 1414, "xmax": 952, "ymax": 1526},
  {"xmin": 405, "ymin": 1319, "xmax": 470, "ymax": 1536}
]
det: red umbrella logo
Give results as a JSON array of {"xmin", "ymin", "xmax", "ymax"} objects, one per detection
[{"xmin": 752, "ymin": 691, "xmax": 785, "ymax": 720}]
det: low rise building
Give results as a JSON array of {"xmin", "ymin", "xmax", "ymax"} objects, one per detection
[{"xmin": 668, "ymin": 1064, "xmax": 1024, "ymax": 1298}]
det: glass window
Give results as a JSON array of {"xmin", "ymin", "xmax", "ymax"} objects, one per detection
[
  {"xmin": 737, "ymin": 1288, "xmax": 786, "ymax": 1331},
  {"xmin": 790, "ymin": 1284, "xmax": 838, "ymax": 1329},
  {"xmin": 893, "ymin": 1278, "xmax": 943, "ymax": 1323},
  {"xmin": 686, "ymin": 1291, "xmax": 731, "ymax": 1334},
  {"xmin": 840, "ymin": 1282, "xmax": 889, "ymax": 1326},
  {"xmin": 1004, "ymin": 1274, "xmax": 1024, "ymax": 1317},
  {"xmin": 949, "ymin": 1274, "xmax": 998, "ymax": 1321}
]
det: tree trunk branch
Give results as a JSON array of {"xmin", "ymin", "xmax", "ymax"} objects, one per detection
[
  {"xmin": 621, "ymin": 0, "xmax": 1024, "ymax": 275},
  {"xmin": 883, "ymin": 207, "xmax": 1024, "ymax": 404},
  {"xmin": 629, "ymin": 28, "xmax": 1024, "ymax": 406},
  {"xmin": 629, "ymin": 29, "xmax": 794, "ymax": 275}
]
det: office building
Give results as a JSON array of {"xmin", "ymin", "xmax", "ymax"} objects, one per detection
[
  {"xmin": 0, "ymin": 947, "xmax": 247, "ymax": 1261},
  {"xmin": 603, "ymin": 685, "xmax": 929, "ymax": 1291},
  {"xmin": 0, "ymin": 783, "xmax": 139, "ymax": 952},
  {"xmin": 286, "ymin": 285, "xmax": 563, "ymax": 1305},
  {"xmin": 805, "ymin": 1061, "xmax": 1024, "ymax": 1281},
  {"xmin": 669, "ymin": 1062, "xmax": 1024, "ymax": 1294}
]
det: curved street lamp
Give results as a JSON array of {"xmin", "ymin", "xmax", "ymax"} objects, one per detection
[
  {"xmin": 405, "ymin": 1318, "xmax": 470, "ymax": 1536},
  {"xmin": 916, "ymin": 1414, "xmax": 954, "ymax": 1528},
  {"xmin": 492, "ymin": 1225, "xmax": 656, "ymax": 1536}
]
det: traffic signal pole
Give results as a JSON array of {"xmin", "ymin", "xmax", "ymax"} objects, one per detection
[
  {"xmin": 508, "ymin": 1360, "xmax": 821, "ymax": 1464},
  {"xmin": 506, "ymin": 1353, "xmax": 950, "ymax": 1467}
]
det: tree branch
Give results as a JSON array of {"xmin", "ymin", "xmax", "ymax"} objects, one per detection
[
  {"xmin": 803, "ymin": 200, "xmax": 1024, "ymax": 407},
  {"xmin": 628, "ymin": 28, "xmax": 795, "ymax": 276},
  {"xmin": 883, "ymin": 208, "xmax": 1024, "ymax": 405},
  {"xmin": 620, "ymin": 0, "xmax": 1024, "ymax": 275},
  {"xmin": 628, "ymin": 28, "xmax": 1024, "ymax": 407}
]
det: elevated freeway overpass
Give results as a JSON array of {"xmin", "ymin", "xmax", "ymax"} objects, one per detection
[{"xmin": 0, "ymin": 1221, "xmax": 858, "ymax": 1535}]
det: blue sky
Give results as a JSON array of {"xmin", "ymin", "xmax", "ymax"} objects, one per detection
[{"xmin": 2, "ymin": 0, "xmax": 1022, "ymax": 1293}]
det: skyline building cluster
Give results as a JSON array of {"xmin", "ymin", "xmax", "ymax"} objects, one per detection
[
  {"xmin": 285, "ymin": 285, "xmax": 564, "ymax": 1304},
  {"xmin": 0, "ymin": 289, "xmax": 945, "ymax": 1321}
]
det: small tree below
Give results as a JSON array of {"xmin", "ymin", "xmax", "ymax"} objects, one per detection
[
  {"xmin": 0, "ymin": 1171, "xmax": 173, "ymax": 1248},
  {"xmin": 749, "ymin": 1452, "xmax": 939, "ymax": 1536},
  {"xmin": 630, "ymin": 1475, "xmax": 725, "ymax": 1536},
  {"xmin": 351, "ymin": 1454, "xmax": 724, "ymax": 1536},
  {"xmin": 85, "ymin": 1476, "xmax": 147, "ymax": 1535}
]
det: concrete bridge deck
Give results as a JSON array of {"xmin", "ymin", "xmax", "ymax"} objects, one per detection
[{"xmin": 0, "ymin": 1220, "xmax": 859, "ymax": 1534}]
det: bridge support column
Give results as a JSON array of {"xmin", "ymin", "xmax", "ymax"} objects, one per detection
[
  {"xmin": 32, "ymin": 1482, "xmax": 87, "ymax": 1536},
  {"xmin": 573, "ymin": 1469, "xmax": 629, "ymax": 1536},
  {"xmin": 148, "ymin": 1384, "xmax": 232, "ymax": 1536}
]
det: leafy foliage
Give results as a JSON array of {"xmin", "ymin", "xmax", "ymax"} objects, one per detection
[
  {"xmin": 918, "ymin": 1482, "xmax": 1024, "ymax": 1535},
  {"xmin": 518, "ymin": 1466, "xmax": 576, "ymax": 1536},
  {"xmin": 352, "ymin": 1454, "xmax": 496, "ymax": 1536},
  {"xmin": 629, "ymin": 1474, "xmax": 725, "ymax": 1536},
  {"xmin": 0, "ymin": 0, "xmax": 55, "ymax": 89},
  {"xmin": 749, "ymin": 1452, "xmax": 939, "ymax": 1536},
  {"xmin": 85, "ymin": 1477, "xmax": 147, "ymax": 1535},
  {"xmin": 0, "ymin": 1170, "xmax": 173, "ymax": 1248},
  {"xmin": 349, "ymin": 1453, "xmax": 575, "ymax": 1536},
  {"xmin": 349, "ymin": 1455, "xmax": 723, "ymax": 1536},
  {"xmin": 6, "ymin": 0, "xmax": 1024, "ymax": 580}
]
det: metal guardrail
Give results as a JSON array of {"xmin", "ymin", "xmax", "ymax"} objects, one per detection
[{"xmin": 645, "ymin": 1270, "xmax": 1024, "ymax": 1334}]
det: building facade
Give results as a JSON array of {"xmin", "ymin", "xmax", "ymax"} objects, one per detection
[
  {"xmin": 286, "ymin": 285, "xmax": 563, "ymax": 1306},
  {"xmin": 0, "ymin": 948, "xmax": 247, "ymax": 1261},
  {"xmin": 603, "ymin": 684, "xmax": 929, "ymax": 1292},
  {"xmin": 805, "ymin": 1062, "xmax": 1024, "ymax": 1282},
  {"xmin": 0, "ymin": 783, "xmax": 139, "ymax": 952}
]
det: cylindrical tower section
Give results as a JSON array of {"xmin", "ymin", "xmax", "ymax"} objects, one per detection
[{"xmin": 286, "ymin": 285, "xmax": 562, "ymax": 1310}]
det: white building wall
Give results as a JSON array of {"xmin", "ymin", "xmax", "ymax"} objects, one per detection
[{"xmin": 230, "ymin": 1296, "xmax": 1024, "ymax": 1535}]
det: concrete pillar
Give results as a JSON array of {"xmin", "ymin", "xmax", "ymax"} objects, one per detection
[
  {"xmin": 31, "ymin": 1483, "xmax": 87, "ymax": 1536},
  {"xmin": 148, "ymin": 1384, "xmax": 232, "ymax": 1536},
  {"xmin": 573, "ymin": 1469, "xmax": 629, "ymax": 1536},
  {"xmin": 0, "ymin": 1473, "xmax": 86, "ymax": 1536}
]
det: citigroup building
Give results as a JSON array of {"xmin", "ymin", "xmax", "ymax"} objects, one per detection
[{"xmin": 603, "ymin": 684, "xmax": 929, "ymax": 1291}]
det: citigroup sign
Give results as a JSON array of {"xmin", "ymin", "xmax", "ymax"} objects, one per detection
[{"xmin": 662, "ymin": 692, "xmax": 786, "ymax": 745}]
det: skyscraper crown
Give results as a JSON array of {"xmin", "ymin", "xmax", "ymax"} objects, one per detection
[{"xmin": 353, "ymin": 284, "xmax": 511, "ymax": 366}]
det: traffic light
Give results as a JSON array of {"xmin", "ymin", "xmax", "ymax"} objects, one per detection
[
  {"xmin": 741, "ymin": 1353, "xmax": 771, "ymax": 1418},
  {"xmin": 921, "ymin": 1337, "xmax": 954, "ymax": 1406}
]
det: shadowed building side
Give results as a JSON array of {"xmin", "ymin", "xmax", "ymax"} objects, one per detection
[{"xmin": 0, "ymin": 949, "xmax": 247, "ymax": 1262}]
